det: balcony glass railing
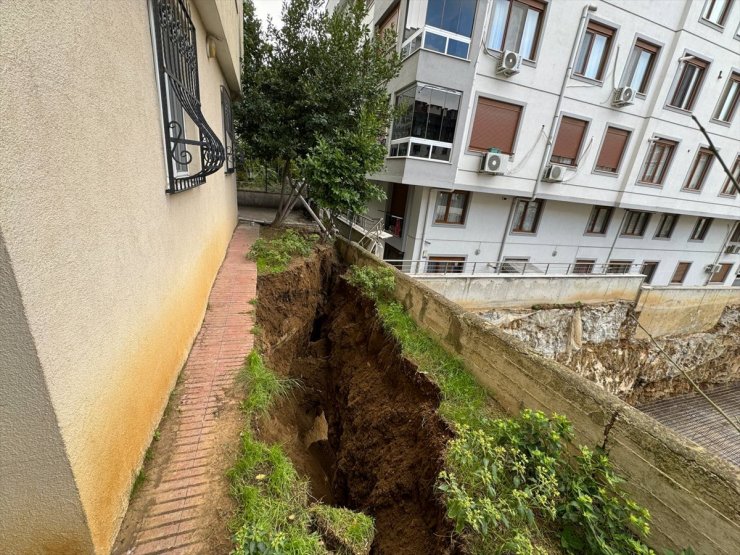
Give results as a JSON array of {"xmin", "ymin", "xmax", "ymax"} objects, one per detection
[
  {"xmin": 388, "ymin": 137, "xmax": 453, "ymax": 162},
  {"xmin": 401, "ymin": 26, "xmax": 471, "ymax": 61}
]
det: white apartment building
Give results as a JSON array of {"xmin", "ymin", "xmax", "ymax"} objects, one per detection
[{"xmin": 362, "ymin": 0, "xmax": 740, "ymax": 286}]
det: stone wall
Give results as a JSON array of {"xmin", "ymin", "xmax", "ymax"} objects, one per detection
[
  {"xmin": 479, "ymin": 304, "xmax": 740, "ymax": 404},
  {"xmin": 337, "ymin": 239, "xmax": 740, "ymax": 555}
]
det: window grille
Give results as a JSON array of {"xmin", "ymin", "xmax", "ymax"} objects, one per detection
[
  {"xmin": 152, "ymin": 0, "xmax": 225, "ymax": 193},
  {"xmin": 221, "ymin": 87, "xmax": 235, "ymax": 174}
]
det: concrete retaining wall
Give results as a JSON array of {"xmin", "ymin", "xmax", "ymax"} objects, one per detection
[
  {"xmin": 237, "ymin": 190, "xmax": 283, "ymax": 208},
  {"xmin": 338, "ymin": 239, "xmax": 740, "ymax": 554},
  {"xmin": 416, "ymin": 274, "xmax": 644, "ymax": 309},
  {"xmin": 636, "ymin": 286, "xmax": 740, "ymax": 338}
]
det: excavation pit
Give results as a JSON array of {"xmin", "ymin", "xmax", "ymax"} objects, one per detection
[{"xmin": 255, "ymin": 247, "xmax": 461, "ymax": 555}]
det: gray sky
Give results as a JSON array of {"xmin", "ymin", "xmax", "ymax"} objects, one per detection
[{"xmin": 253, "ymin": 0, "xmax": 285, "ymax": 28}]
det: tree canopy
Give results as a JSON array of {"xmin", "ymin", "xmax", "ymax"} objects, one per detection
[{"xmin": 235, "ymin": 0, "xmax": 400, "ymax": 224}]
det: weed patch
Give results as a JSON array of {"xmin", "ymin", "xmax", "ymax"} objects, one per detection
[
  {"xmin": 347, "ymin": 265, "xmax": 658, "ymax": 555},
  {"xmin": 247, "ymin": 230, "xmax": 318, "ymax": 274},
  {"xmin": 229, "ymin": 350, "xmax": 374, "ymax": 553}
]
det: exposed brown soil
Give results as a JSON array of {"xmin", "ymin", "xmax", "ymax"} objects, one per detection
[{"xmin": 256, "ymin": 246, "xmax": 462, "ymax": 555}]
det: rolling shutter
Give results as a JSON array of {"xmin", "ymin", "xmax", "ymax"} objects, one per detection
[
  {"xmin": 469, "ymin": 97, "xmax": 522, "ymax": 154},
  {"xmin": 552, "ymin": 116, "xmax": 588, "ymax": 162},
  {"xmin": 596, "ymin": 127, "xmax": 630, "ymax": 172}
]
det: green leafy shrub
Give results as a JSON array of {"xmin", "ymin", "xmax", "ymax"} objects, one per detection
[
  {"xmin": 345, "ymin": 265, "xmax": 395, "ymax": 302},
  {"xmin": 558, "ymin": 446, "xmax": 653, "ymax": 555},
  {"xmin": 310, "ymin": 505, "xmax": 374, "ymax": 554},
  {"xmin": 247, "ymin": 230, "xmax": 318, "ymax": 274},
  {"xmin": 239, "ymin": 351, "xmax": 295, "ymax": 417}
]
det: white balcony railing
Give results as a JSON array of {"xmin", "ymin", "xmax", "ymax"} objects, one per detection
[{"xmin": 401, "ymin": 25, "xmax": 471, "ymax": 61}]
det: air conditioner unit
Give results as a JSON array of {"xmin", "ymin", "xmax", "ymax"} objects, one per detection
[
  {"xmin": 480, "ymin": 151, "xmax": 507, "ymax": 174},
  {"xmin": 543, "ymin": 164, "xmax": 567, "ymax": 182},
  {"xmin": 612, "ymin": 86, "xmax": 635, "ymax": 107},
  {"xmin": 704, "ymin": 263, "xmax": 721, "ymax": 274},
  {"xmin": 497, "ymin": 50, "xmax": 522, "ymax": 76},
  {"xmin": 725, "ymin": 244, "xmax": 740, "ymax": 254}
]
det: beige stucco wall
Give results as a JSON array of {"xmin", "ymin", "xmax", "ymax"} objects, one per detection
[
  {"xmin": 0, "ymin": 1, "xmax": 240, "ymax": 553},
  {"xmin": 636, "ymin": 286, "xmax": 740, "ymax": 338}
]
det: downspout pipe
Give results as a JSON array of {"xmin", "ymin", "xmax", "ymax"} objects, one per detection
[{"xmin": 531, "ymin": 4, "xmax": 597, "ymax": 200}]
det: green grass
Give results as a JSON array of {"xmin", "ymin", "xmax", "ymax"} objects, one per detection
[
  {"xmin": 311, "ymin": 505, "xmax": 374, "ymax": 554},
  {"xmin": 247, "ymin": 230, "xmax": 319, "ymax": 274},
  {"xmin": 229, "ymin": 351, "xmax": 374, "ymax": 554},
  {"xmin": 377, "ymin": 301, "xmax": 496, "ymax": 428}
]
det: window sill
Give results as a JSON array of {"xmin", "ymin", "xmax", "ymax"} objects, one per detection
[
  {"xmin": 698, "ymin": 18, "xmax": 725, "ymax": 33},
  {"xmin": 681, "ymin": 188, "xmax": 703, "ymax": 194},
  {"xmin": 432, "ymin": 222, "xmax": 466, "ymax": 227},
  {"xmin": 709, "ymin": 117, "xmax": 733, "ymax": 128},
  {"xmin": 635, "ymin": 180, "xmax": 664, "ymax": 189},
  {"xmin": 687, "ymin": 239, "xmax": 707, "ymax": 243},
  {"xmin": 592, "ymin": 169, "xmax": 619, "ymax": 178},
  {"xmin": 584, "ymin": 232, "xmax": 608, "ymax": 237},
  {"xmin": 664, "ymin": 104, "xmax": 695, "ymax": 117},
  {"xmin": 653, "ymin": 236, "xmax": 673, "ymax": 241},
  {"xmin": 509, "ymin": 231, "xmax": 538, "ymax": 236},
  {"xmin": 719, "ymin": 193, "xmax": 738, "ymax": 198},
  {"xmin": 619, "ymin": 234, "xmax": 646, "ymax": 239},
  {"xmin": 571, "ymin": 73, "xmax": 605, "ymax": 88}
]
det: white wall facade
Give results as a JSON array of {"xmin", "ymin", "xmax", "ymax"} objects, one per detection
[{"xmin": 369, "ymin": 0, "xmax": 740, "ymax": 287}]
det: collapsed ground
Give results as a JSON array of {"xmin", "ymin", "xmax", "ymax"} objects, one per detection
[{"xmin": 254, "ymin": 244, "xmax": 460, "ymax": 554}]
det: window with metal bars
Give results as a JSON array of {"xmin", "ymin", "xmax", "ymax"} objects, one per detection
[
  {"xmin": 221, "ymin": 87, "xmax": 235, "ymax": 174},
  {"xmin": 152, "ymin": 0, "xmax": 225, "ymax": 193}
]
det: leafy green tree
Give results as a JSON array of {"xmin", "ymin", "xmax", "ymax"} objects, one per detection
[{"xmin": 234, "ymin": 0, "xmax": 400, "ymax": 225}]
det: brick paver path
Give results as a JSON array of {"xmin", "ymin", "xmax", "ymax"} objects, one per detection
[{"xmin": 115, "ymin": 224, "xmax": 259, "ymax": 554}]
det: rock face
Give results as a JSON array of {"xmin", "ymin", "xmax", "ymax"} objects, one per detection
[{"xmin": 478, "ymin": 304, "xmax": 740, "ymax": 405}]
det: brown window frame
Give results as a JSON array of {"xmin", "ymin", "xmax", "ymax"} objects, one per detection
[
  {"xmin": 585, "ymin": 205, "xmax": 613, "ymax": 235},
  {"xmin": 654, "ymin": 213, "xmax": 678, "ymax": 239},
  {"xmin": 573, "ymin": 259, "xmax": 596, "ymax": 274},
  {"xmin": 551, "ymin": 116, "xmax": 589, "ymax": 167},
  {"xmin": 434, "ymin": 191, "xmax": 470, "ymax": 225},
  {"xmin": 701, "ymin": 0, "xmax": 733, "ymax": 27},
  {"xmin": 427, "ymin": 256, "xmax": 466, "ymax": 274},
  {"xmin": 683, "ymin": 147, "xmax": 714, "ymax": 191},
  {"xmin": 640, "ymin": 261, "xmax": 659, "ymax": 284},
  {"xmin": 574, "ymin": 20, "xmax": 616, "ymax": 81},
  {"xmin": 621, "ymin": 210, "xmax": 651, "ymax": 237},
  {"xmin": 713, "ymin": 72, "xmax": 740, "ymax": 123},
  {"xmin": 510, "ymin": 198, "xmax": 544, "ymax": 234},
  {"xmin": 732, "ymin": 222, "xmax": 740, "ymax": 243},
  {"xmin": 670, "ymin": 262, "xmax": 691, "ymax": 284},
  {"xmin": 606, "ymin": 260, "xmax": 633, "ymax": 274},
  {"xmin": 709, "ymin": 262, "xmax": 734, "ymax": 284},
  {"xmin": 669, "ymin": 57, "xmax": 708, "ymax": 111},
  {"xmin": 639, "ymin": 137, "xmax": 677, "ymax": 185},
  {"xmin": 720, "ymin": 155, "xmax": 740, "ymax": 196},
  {"xmin": 468, "ymin": 97, "xmax": 523, "ymax": 155},
  {"xmin": 622, "ymin": 38, "xmax": 660, "ymax": 94},
  {"xmin": 376, "ymin": 1, "xmax": 400, "ymax": 38},
  {"xmin": 690, "ymin": 217, "xmax": 713, "ymax": 241},
  {"xmin": 488, "ymin": 0, "xmax": 548, "ymax": 61},
  {"xmin": 595, "ymin": 126, "xmax": 630, "ymax": 174}
]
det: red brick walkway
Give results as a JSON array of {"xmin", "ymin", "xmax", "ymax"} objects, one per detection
[{"xmin": 115, "ymin": 224, "xmax": 259, "ymax": 554}]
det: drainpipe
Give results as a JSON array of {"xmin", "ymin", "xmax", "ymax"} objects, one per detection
[
  {"xmin": 704, "ymin": 223, "xmax": 734, "ymax": 285},
  {"xmin": 605, "ymin": 209, "xmax": 629, "ymax": 266},
  {"xmin": 417, "ymin": 187, "xmax": 432, "ymax": 273},
  {"xmin": 531, "ymin": 4, "xmax": 597, "ymax": 200},
  {"xmin": 495, "ymin": 197, "xmax": 517, "ymax": 268}
]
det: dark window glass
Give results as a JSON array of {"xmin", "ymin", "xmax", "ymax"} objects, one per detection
[
  {"xmin": 427, "ymin": 0, "xmax": 477, "ymax": 37},
  {"xmin": 720, "ymin": 156, "xmax": 740, "ymax": 196},
  {"xmin": 683, "ymin": 148, "xmax": 714, "ymax": 191},
  {"xmin": 585, "ymin": 206, "xmax": 613, "ymax": 235},
  {"xmin": 690, "ymin": 217, "xmax": 712, "ymax": 241},
  {"xmin": 639, "ymin": 138, "xmax": 676, "ymax": 184},
  {"xmin": 669, "ymin": 58, "xmax": 708, "ymax": 111},
  {"xmin": 573, "ymin": 259, "xmax": 596, "ymax": 274},
  {"xmin": 607, "ymin": 260, "xmax": 633, "ymax": 274},
  {"xmin": 654, "ymin": 213, "xmax": 678, "ymax": 239},
  {"xmin": 641, "ymin": 261, "xmax": 659, "ymax": 284},
  {"xmin": 427, "ymin": 256, "xmax": 466, "ymax": 273},
  {"xmin": 622, "ymin": 211, "xmax": 651, "ymax": 237}
]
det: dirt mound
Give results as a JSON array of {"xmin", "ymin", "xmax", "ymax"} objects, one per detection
[{"xmin": 256, "ymin": 248, "xmax": 460, "ymax": 554}]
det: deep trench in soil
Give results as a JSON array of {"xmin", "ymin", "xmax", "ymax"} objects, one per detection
[{"xmin": 255, "ymin": 247, "xmax": 462, "ymax": 555}]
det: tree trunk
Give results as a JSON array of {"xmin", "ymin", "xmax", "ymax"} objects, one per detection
[{"xmin": 271, "ymin": 160, "xmax": 291, "ymax": 226}]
